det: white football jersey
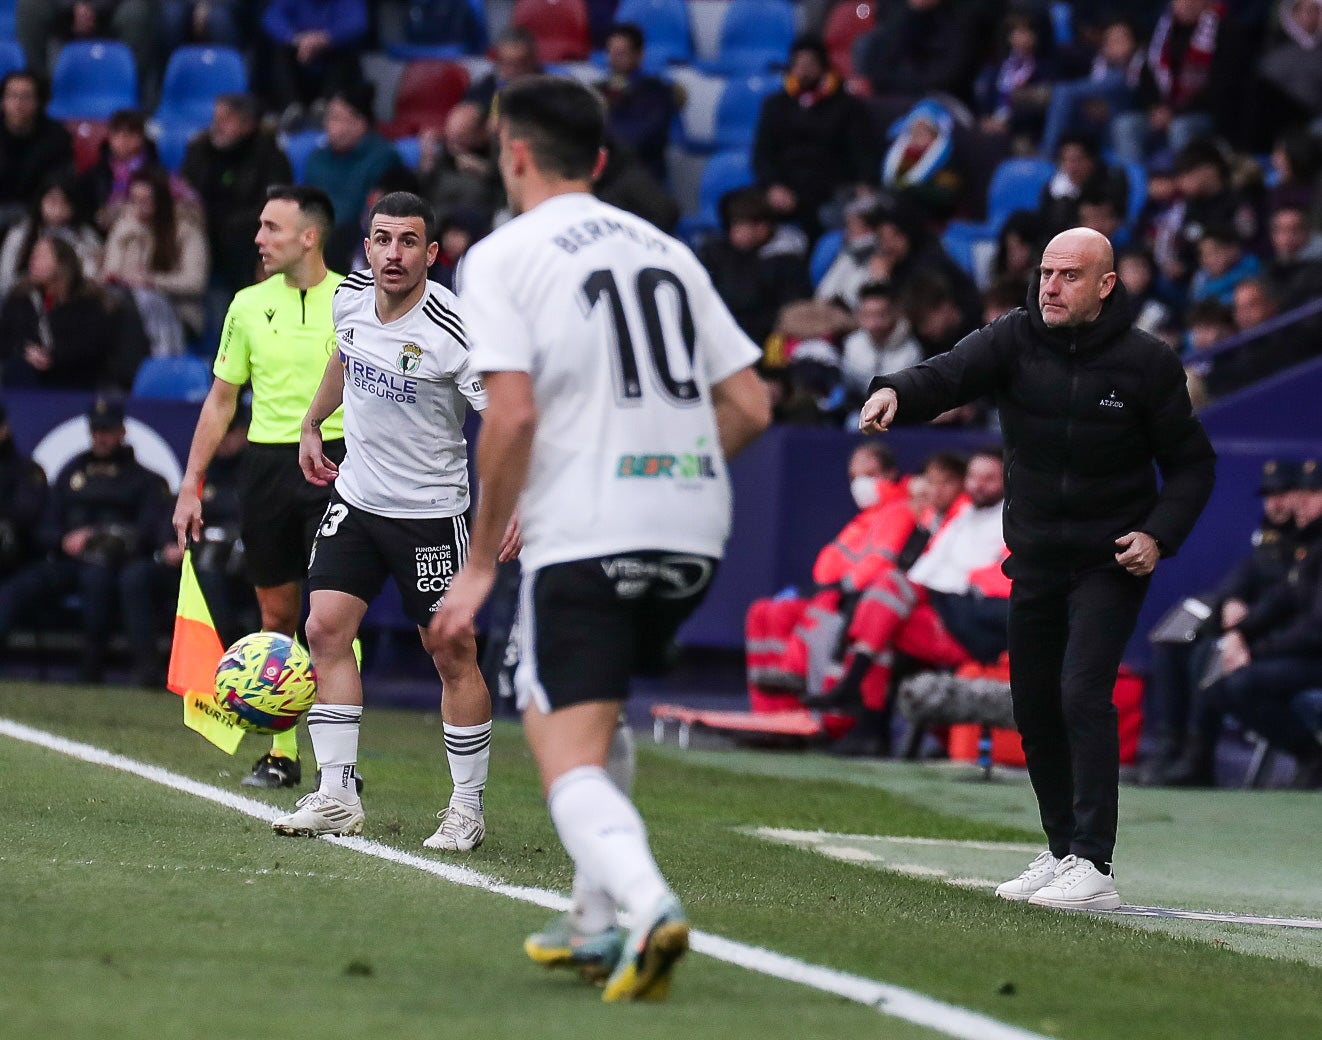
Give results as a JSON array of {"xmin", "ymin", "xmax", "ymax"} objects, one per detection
[
  {"xmin": 332, "ymin": 272, "xmax": 487, "ymax": 518},
  {"xmin": 459, "ymin": 193, "xmax": 761, "ymax": 570}
]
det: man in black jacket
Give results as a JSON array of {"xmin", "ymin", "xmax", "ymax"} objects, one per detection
[
  {"xmin": 0, "ymin": 400, "xmax": 48, "ymax": 581},
  {"xmin": 1183, "ymin": 461, "xmax": 1322, "ymax": 789},
  {"xmin": 752, "ymin": 35, "xmax": 878, "ymax": 242},
  {"xmin": 0, "ymin": 71, "xmax": 74, "ymax": 226},
  {"xmin": 0, "ymin": 398, "xmax": 171, "ymax": 681},
  {"xmin": 181, "ymin": 93, "xmax": 295, "ymax": 294},
  {"xmin": 861, "ymin": 227, "xmax": 1216, "ymax": 910}
]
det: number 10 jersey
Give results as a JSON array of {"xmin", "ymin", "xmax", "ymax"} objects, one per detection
[{"xmin": 459, "ymin": 193, "xmax": 761, "ymax": 571}]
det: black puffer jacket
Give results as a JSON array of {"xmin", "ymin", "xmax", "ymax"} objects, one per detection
[{"xmin": 870, "ymin": 277, "xmax": 1216, "ymax": 570}]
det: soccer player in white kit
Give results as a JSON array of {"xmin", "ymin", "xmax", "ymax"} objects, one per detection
[
  {"xmin": 271, "ymin": 191, "xmax": 519, "ymax": 849},
  {"xmin": 432, "ymin": 79, "xmax": 771, "ymax": 1001}
]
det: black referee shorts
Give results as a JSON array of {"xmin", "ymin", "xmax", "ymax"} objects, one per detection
[
  {"xmin": 238, "ymin": 440, "xmax": 345, "ymax": 588},
  {"xmin": 514, "ymin": 551, "xmax": 718, "ymax": 714},
  {"xmin": 306, "ymin": 490, "xmax": 471, "ymax": 626}
]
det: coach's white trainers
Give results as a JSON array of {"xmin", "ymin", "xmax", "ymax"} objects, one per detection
[
  {"xmin": 423, "ymin": 804, "xmax": 485, "ymax": 851},
  {"xmin": 1028, "ymin": 854, "xmax": 1121, "ymax": 910},
  {"xmin": 271, "ymin": 791, "xmax": 365, "ymax": 837},
  {"xmin": 995, "ymin": 850, "xmax": 1060, "ymax": 902}
]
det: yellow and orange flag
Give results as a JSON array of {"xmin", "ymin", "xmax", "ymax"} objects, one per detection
[{"xmin": 168, "ymin": 549, "xmax": 244, "ymax": 754}]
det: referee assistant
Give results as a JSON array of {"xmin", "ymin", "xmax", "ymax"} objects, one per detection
[
  {"xmin": 173, "ymin": 185, "xmax": 345, "ymax": 789},
  {"xmin": 861, "ymin": 228, "xmax": 1215, "ymax": 910}
]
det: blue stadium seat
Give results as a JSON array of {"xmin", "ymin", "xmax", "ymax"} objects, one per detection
[
  {"xmin": 0, "ymin": 39, "xmax": 23, "ymax": 80},
  {"xmin": 0, "ymin": 0, "xmax": 14, "ymax": 41},
  {"xmin": 809, "ymin": 228, "xmax": 844, "ymax": 288},
  {"xmin": 385, "ymin": 0, "xmax": 488, "ymax": 59},
  {"xmin": 986, "ymin": 158, "xmax": 1055, "ymax": 229},
  {"xmin": 280, "ymin": 130, "xmax": 326, "ymax": 183},
  {"xmin": 1049, "ymin": 2, "xmax": 1074, "ymax": 45},
  {"xmin": 696, "ymin": 0, "xmax": 795, "ymax": 76},
  {"xmin": 132, "ymin": 355, "xmax": 213, "ymax": 402},
  {"xmin": 942, "ymin": 222, "xmax": 995, "ymax": 280},
  {"xmin": 393, "ymin": 135, "xmax": 422, "ymax": 170},
  {"xmin": 152, "ymin": 121, "xmax": 197, "ymax": 173},
  {"xmin": 710, "ymin": 75, "xmax": 777, "ymax": 152},
  {"xmin": 613, "ymin": 0, "xmax": 692, "ymax": 68},
  {"xmin": 1120, "ymin": 159, "xmax": 1147, "ymax": 226},
  {"xmin": 154, "ymin": 46, "xmax": 247, "ymax": 130},
  {"xmin": 678, "ymin": 148, "xmax": 755, "ymax": 240},
  {"xmin": 46, "ymin": 40, "xmax": 138, "ymax": 121}
]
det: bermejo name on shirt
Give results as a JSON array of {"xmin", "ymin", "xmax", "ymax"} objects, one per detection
[{"xmin": 553, "ymin": 216, "xmax": 671, "ymax": 256}]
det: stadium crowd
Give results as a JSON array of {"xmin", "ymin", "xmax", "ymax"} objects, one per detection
[{"xmin": 0, "ymin": 0, "xmax": 1319, "ymax": 788}]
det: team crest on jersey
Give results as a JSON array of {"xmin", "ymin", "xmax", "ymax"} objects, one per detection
[{"xmin": 397, "ymin": 342, "xmax": 422, "ymax": 374}]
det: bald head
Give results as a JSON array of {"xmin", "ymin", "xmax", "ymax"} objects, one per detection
[{"xmin": 1038, "ymin": 227, "xmax": 1117, "ymax": 328}]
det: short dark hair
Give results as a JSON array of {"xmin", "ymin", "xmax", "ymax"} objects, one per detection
[
  {"xmin": 1057, "ymin": 132, "xmax": 1099, "ymax": 159},
  {"xmin": 498, "ymin": 76, "xmax": 605, "ymax": 181},
  {"xmin": 265, "ymin": 184, "xmax": 336, "ymax": 239},
  {"xmin": 1187, "ymin": 300, "xmax": 1235, "ymax": 328},
  {"xmin": 108, "ymin": 108, "xmax": 146, "ymax": 134},
  {"xmin": 1200, "ymin": 221, "xmax": 1241, "ymax": 247},
  {"xmin": 923, "ymin": 451, "xmax": 968, "ymax": 481},
  {"xmin": 971, "ymin": 445, "xmax": 1004, "ymax": 465},
  {"xmin": 368, "ymin": 191, "xmax": 437, "ymax": 243},
  {"xmin": 789, "ymin": 34, "xmax": 829, "ymax": 64},
  {"xmin": 215, "ymin": 92, "xmax": 260, "ymax": 123},
  {"xmin": 721, "ymin": 186, "xmax": 774, "ymax": 227},
  {"xmin": 606, "ymin": 22, "xmax": 645, "ymax": 52},
  {"xmin": 852, "ymin": 441, "xmax": 898, "ymax": 477},
  {"xmin": 1077, "ymin": 190, "xmax": 1120, "ymax": 216},
  {"xmin": 1, "ymin": 69, "xmax": 47, "ymax": 105},
  {"xmin": 497, "ymin": 25, "xmax": 538, "ymax": 50}
]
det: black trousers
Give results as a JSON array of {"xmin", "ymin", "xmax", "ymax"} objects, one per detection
[
  {"xmin": 1008, "ymin": 562, "xmax": 1151, "ymax": 869},
  {"xmin": 1204, "ymin": 657, "xmax": 1322, "ymax": 760}
]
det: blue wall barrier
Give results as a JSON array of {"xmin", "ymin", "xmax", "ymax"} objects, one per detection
[{"xmin": 5, "ymin": 390, "xmax": 1320, "ymax": 669}]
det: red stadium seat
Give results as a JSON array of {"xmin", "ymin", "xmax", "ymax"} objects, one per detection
[
  {"xmin": 823, "ymin": 1, "xmax": 876, "ymax": 77},
  {"xmin": 66, "ymin": 120, "xmax": 108, "ymax": 173},
  {"xmin": 379, "ymin": 59, "xmax": 471, "ymax": 139},
  {"xmin": 511, "ymin": 0, "xmax": 591, "ymax": 63}
]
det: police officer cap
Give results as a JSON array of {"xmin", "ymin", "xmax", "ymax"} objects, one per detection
[
  {"xmin": 87, "ymin": 397, "xmax": 125, "ymax": 430},
  {"xmin": 1258, "ymin": 459, "xmax": 1300, "ymax": 495},
  {"xmin": 1298, "ymin": 459, "xmax": 1322, "ymax": 492}
]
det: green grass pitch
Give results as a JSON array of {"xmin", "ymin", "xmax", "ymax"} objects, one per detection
[{"xmin": 1, "ymin": 682, "xmax": 1319, "ymax": 1040}]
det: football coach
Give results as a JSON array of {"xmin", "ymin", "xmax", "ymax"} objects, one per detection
[{"xmin": 859, "ymin": 227, "xmax": 1215, "ymax": 910}]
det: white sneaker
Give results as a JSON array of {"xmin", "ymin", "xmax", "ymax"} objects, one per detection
[
  {"xmin": 271, "ymin": 790, "xmax": 365, "ymax": 837},
  {"xmin": 423, "ymin": 804, "xmax": 485, "ymax": 851},
  {"xmin": 995, "ymin": 850, "xmax": 1060, "ymax": 902},
  {"xmin": 1028, "ymin": 854, "xmax": 1121, "ymax": 910}
]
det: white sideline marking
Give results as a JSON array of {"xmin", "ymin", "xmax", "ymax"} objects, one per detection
[
  {"xmin": 0, "ymin": 717, "xmax": 1055, "ymax": 1040},
  {"xmin": 757, "ymin": 828, "xmax": 1322, "ymax": 930},
  {"xmin": 759, "ymin": 827, "xmax": 1043, "ymax": 853}
]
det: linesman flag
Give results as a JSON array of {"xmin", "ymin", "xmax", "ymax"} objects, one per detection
[{"xmin": 167, "ymin": 549, "xmax": 244, "ymax": 754}]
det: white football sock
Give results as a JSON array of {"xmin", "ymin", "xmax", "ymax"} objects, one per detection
[
  {"xmin": 548, "ymin": 766, "xmax": 669, "ymax": 921},
  {"xmin": 443, "ymin": 720, "xmax": 491, "ymax": 813},
  {"xmin": 308, "ymin": 704, "xmax": 362, "ymax": 799},
  {"xmin": 569, "ymin": 716, "xmax": 636, "ymax": 931}
]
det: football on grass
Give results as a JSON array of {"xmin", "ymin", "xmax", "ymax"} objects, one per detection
[{"xmin": 214, "ymin": 632, "xmax": 317, "ymax": 733}]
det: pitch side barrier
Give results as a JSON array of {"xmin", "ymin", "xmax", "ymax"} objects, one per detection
[{"xmin": 3, "ymin": 391, "xmax": 1319, "ymax": 668}]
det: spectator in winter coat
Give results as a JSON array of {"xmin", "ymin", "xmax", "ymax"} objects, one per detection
[
  {"xmin": 596, "ymin": 23, "xmax": 678, "ymax": 184},
  {"xmin": 752, "ymin": 35, "xmax": 878, "ymax": 241},
  {"xmin": 181, "ymin": 94, "xmax": 294, "ymax": 293},
  {"xmin": 0, "ymin": 71, "xmax": 74, "ymax": 226},
  {"xmin": 0, "ymin": 234, "xmax": 148, "ymax": 392}
]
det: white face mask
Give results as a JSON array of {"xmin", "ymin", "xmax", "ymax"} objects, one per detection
[{"xmin": 850, "ymin": 476, "xmax": 880, "ymax": 510}]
